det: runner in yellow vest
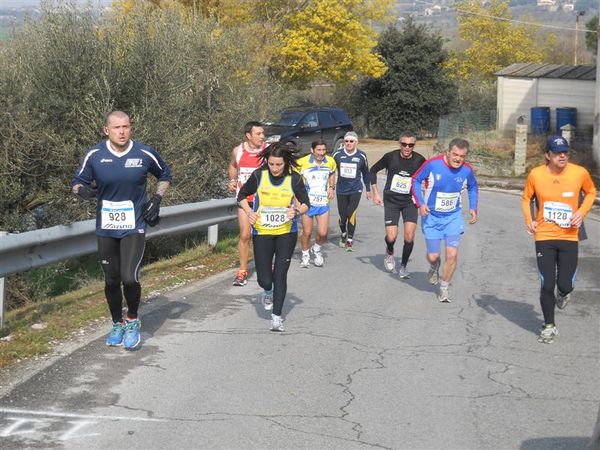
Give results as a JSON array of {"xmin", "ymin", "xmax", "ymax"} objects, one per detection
[{"xmin": 237, "ymin": 142, "xmax": 310, "ymax": 331}]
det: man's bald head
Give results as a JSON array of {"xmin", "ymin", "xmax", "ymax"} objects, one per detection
[{"xmin": 104, "ymin": 110, "xmax": 130, "ymax": 126}]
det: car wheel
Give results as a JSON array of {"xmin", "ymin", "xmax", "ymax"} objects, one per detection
[{"xmin": 333, "ymin": 138, "xmax": 344, "ymax": 152}]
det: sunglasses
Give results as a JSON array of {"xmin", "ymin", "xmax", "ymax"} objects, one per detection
[
  {"xmin": 344, "ymin": 139, "xmax": 356, "ymax": 143},
  {"xmin": 400, "ymin": 142, "xmax": 415, "ymax": 148}
]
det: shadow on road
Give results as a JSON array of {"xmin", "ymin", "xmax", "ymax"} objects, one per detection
[
  {"xmin": 241, "ymin": 291, "xmax": 304, "ymax": 321},
  {"xmin": 475, "ymin": 294, "xmax": 542, "ymax": 335},
  {"xmin": 132, "ymin": 297, "xmax": 194, "ymax": 352},
  {"xmin": 520, "ymin": 436, "xmax": 590, "ymax": 450},
  {"xmin": 356, "ymin": 253, "xmax": 394, "ymax": 273}
]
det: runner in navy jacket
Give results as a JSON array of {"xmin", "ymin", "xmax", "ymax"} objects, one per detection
[{"xmin": 72, "ymin": 111, "xmax": 172, "ymax": 349}]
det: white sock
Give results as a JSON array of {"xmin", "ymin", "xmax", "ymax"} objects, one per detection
[
  {"xmin": 302, "ymin": 249, "xmax": 310, "ymax": 256},
  {"xmin": 312, "ymin": 243, "xmax": 321, "ymax": 253}
]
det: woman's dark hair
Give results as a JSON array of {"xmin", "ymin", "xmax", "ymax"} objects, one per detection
[{"xmin": 260, "ymin": 142, "xmax": 299, "ymax": 174}]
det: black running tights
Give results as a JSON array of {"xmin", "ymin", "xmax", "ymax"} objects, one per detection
[
  {"xmin": 535, "ymin": 240, "xmax": 578, "ymax": 326},
  {"xmin": 253, "ymin": 233, "xmax": 297, "ymax": 316},
  {"xmin": 97, "ymin": 234, "xmax": 146, "ymax": 323},
  {"xmin": 337, "ymin": 192, "xmax": 362, "ymax": 240}
]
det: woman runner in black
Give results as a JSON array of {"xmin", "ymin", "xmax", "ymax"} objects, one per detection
[{"xmin": 237, "ymin": 142, "xmax": 310, "ymax": 331}]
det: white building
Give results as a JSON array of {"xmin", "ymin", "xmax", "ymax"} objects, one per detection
[{"xmin": 495, "ymin": 63, "xmax": 596, "ymax": 134}]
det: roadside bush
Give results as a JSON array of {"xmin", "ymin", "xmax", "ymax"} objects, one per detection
[{"xmin": 0, "ymin": 2, "xmax": 287, "ymax": 232}]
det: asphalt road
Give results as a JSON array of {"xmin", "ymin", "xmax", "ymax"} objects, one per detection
[{"xmin": 0, "ymin": 187, "xmax": 599, "ymax": 449}]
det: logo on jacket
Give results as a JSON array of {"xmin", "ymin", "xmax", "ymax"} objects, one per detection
[
  {"xmin": 125, "ymin": 158, "xmax": 143, "ymax": 168},
  {"xmin": 100, "ymin": 158, "xmax": 113, "ymax": 163}
]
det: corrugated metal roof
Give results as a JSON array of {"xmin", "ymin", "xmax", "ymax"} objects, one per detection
[{"xmin": 495, "ymin": 63, "xmax": 596, "ymax": 80}]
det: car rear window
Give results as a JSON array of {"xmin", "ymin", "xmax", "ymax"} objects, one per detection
[
  {"xmin": 266, "ymin": 111, "xmax": 304, "ymax": 127},
  {"xmin": 317, "ymin": 111, "xmax": 335, "ymax": 127},
  {"xmin": 331, "ymin": 109, "xmax": 350, "ymax": 124}
]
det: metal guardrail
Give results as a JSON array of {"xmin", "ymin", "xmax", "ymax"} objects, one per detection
[
  {"xmin": 0, "ymin": 198, "xmax": 238, "ymax": 327},
  {"xmin": 0, "ymin": 198, "xmax": 238, "ymax": 279}
]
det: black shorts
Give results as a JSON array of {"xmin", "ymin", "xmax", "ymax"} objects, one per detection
[{"xmin": 384, "ymin": 201, "xmax": 418, "ymax": 226}]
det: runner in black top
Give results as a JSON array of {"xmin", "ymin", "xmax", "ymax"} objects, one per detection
[{"xmin": 370, "ymin": 131, "xmax": 426, "ymax": 279}]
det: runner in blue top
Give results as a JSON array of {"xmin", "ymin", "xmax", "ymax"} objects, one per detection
[
  {"xmin": 412, "ymin": 138, "xmax": 478, "ymax": 303},
  {"xmin": 72, "ymin": 111, "xmax": 172, "ymax": 349},
  {"xmin": 332, "ymin": 131, "xmax": 372, "ymax": 251}
]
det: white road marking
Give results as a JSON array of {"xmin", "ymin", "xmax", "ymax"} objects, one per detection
[
  {"xmin": 59, "ymin": 420, "xmax": 99, "ymax": 440},
  {"xmin": 0, "ymin": 418, "xmax": 44, "ymax": 437},
  {"xmin": 0, "ymin": 408, "xmax": 165, "ymax": 422}
]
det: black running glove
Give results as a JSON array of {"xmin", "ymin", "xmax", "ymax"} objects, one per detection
[
  {"xmin": 143, "ymin": 194, "xmax": 162, "ymax": 227},
  {"xmin": 77, "ymin": 184, "xmax": 97, "ymax": 201}
]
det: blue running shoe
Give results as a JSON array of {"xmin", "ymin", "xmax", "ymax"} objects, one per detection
[
  {"xmin": 123, "ymin": 319, "xmax": 141, "ymax": 350},
  {"xmin": 106, "ymin": 322, "xmax": 125, "ymax": 346}
]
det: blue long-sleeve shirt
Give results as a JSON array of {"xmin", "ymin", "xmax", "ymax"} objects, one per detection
[
  {"xmin": 72, "ymin": 139, "xmax": 172, "ymax": 237},
  {"xmin": 411, "ymin": 155, "xmax": 478, "ymax": 216},
  {"xmin": 332, "ymin": 148, "xmax": 371, "ymax": 195}
]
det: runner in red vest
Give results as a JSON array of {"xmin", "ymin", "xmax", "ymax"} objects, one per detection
[{"xmin": 228, "ymin": 121, "xmax": 266, "ymax": 286}]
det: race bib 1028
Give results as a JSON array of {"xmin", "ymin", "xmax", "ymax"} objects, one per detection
[{"xmin": 260, "ymin": 206, "xmax": 289, "ymax": 228}]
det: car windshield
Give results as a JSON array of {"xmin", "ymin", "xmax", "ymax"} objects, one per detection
[{"xmin": 264, "ymin": 111, "xmax": 304, "ymax": 127}]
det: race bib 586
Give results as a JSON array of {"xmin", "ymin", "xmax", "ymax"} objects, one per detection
[{"xmin": 434, "ymin": 192, "xmax": 459, "ymax": 212}]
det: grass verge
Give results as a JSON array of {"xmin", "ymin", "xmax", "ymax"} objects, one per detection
[{"xmin": 0, "ymin": 233, "xmax": 241, "ymax": 369}]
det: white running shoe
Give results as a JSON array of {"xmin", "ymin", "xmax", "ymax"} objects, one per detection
[
  {"xmin": 438, "ymin": 286, "xmax": 451, "ymax": 303},
  {"xmin": 262, "ymin": 290, "xmax": 273, "ymax": 311},
  {"xmin": 384, "ymin": 253, "xmax": 395, "ymax": 272},
  {"xmin": 538, "ymin": 325, "xmax": 559, "ymax": 343},
  {"xmin": 271, "ymin": 314, "xmax": 284, "ymax": 332},
  {"xmin": 300, "ymin": 253, "xmax": 310, "ymax": 268},
  {"xmin": 556, "ymin": 290, "xmax": 571, "ymax": 310},
  {"xmin": 313, "ymin": 251, "xmax": 324, "ymax": 267},
  {"xmin": 398, "ymin": 265, "xmax": 410, "ymax": 279},
  {"xmin": 428, "ymin": 260, "xmax": 440, "ymax": 285}
]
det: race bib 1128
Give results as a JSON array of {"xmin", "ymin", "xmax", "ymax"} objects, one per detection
[{"xmin": 543, "ymin": 201, "xmax": 573, "ymax": 228}]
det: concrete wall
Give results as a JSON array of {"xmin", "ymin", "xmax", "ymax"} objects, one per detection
[{"xmin": 497, "ymin": 76, "xmax": 595, "ymax": 134}]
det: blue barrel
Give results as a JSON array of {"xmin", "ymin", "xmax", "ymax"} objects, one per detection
[
  {"xmin": 556, "ymin": 107, "xmax": 577, "ymax": 131},
  {"xmin": 531, "ymin": 107, "xmax": 550, "ymax": 134}
]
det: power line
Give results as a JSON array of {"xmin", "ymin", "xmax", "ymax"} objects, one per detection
[{"xmin": 410, "ymin": 0, "xmax": 597, "ymax": 34}]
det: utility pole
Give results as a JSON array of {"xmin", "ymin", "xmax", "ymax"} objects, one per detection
[
  {"xmin": 594, "ymin": 5, "xmax": 600, "ymax": 166},
  {"xmin": 575, "ymin": 11, "xmax": 585, "ymax": 65}
]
